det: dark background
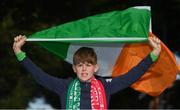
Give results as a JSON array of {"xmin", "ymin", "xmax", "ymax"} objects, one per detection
[{"xmin": 0, "ymin": 0, "xmax": 180, "ymax": 109}]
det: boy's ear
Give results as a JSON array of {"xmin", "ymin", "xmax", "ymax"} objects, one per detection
[
  {"xmin": 72, "ymin": 65, "xmax": 77, "ymax": 73},
  {"xmin": 94, "ymin": 64, "xmax": 100, "ymax": 73}
]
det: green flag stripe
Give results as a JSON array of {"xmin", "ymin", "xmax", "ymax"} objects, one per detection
[
  {"xmin": 28, "ymin": 7, "xmax": 150, "ymax": 42},
  {"xmin": 38, "ymin": 42, "xmax": 70, "ymax": 59}
]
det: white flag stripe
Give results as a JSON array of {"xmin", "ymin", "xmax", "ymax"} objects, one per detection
[{"xmin": 65, "ymin": 43, "xmax": 124, "ymax": 76}]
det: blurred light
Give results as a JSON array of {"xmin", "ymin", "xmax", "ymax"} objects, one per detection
[
  {"xmin": 175, "ymin": 52, "xmax": 180, "ymax": 80},
  {"xmin": 27, "ymin": 96, "xmax": 54, "ymax": 110}
]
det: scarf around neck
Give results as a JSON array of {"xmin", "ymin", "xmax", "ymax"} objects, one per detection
[{"xmin": 66, "ymin": 77, "xmax": 107, "ymax": 110}]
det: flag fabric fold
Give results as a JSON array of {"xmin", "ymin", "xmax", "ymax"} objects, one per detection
[
  {"xmin": 27, "ymin": 6, "xmax": 151, "ymax": 43},
  {"xmin": 27, "ymin": 6, "xmax": 179, "ymax": 96},
  {"xmin": 112, "ymin": 33, "xmax": 180, "ymax": 96}
]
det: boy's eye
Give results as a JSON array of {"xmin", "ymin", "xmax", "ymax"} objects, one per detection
[
  {"xmin": 77, "ymin": 64, "xmax": 82, "ymax": 67},
  {"xmin": 86, "ymin": 63, "xmax": 92, "ymax": 66}
]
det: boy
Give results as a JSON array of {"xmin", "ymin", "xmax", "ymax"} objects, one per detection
[{"xmin": 13, "ymin": 34, "xmax": 161, "ymax": 109}]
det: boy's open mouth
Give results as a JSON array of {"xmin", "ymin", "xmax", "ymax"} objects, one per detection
[{"xmin": 81, "ymin": 73, "xmax": 88, "ymax": 77}]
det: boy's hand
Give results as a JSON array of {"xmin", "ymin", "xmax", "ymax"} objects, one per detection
[
  {"xmin": 13, "ymin": 35, "xmax": 26, "ymax": 54},
  {"xmin": 148, "ymin": 34, "xmax": 161, "ymax": 57}
]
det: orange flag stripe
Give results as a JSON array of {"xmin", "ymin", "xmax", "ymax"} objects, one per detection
[{"xmin": 112, "ymin": 37, "xmax": 179, "ymax": 96}]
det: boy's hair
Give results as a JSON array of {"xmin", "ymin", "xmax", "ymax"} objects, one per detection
[{"xmin": 73, "ymin": 47, "xmax": 97, "ymax": 65}]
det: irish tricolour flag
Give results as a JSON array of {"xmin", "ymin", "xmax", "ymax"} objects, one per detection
[{"xmin": 27, "ymin": 6, "xmax": 179, "ymax": 96}]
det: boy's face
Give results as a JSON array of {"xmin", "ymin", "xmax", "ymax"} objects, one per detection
[{"xmin": 73, "ymin": 62, "xmax": 99, "ymax": 82}]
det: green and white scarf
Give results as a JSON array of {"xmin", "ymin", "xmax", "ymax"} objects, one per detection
[{"xmin": 66, "ymin": 77, "xmax": 107, "ymax": 110}]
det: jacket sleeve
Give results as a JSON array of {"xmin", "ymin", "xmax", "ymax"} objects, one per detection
[
  {"xmin": 20, "ymin": 56, "xmax": 70, "ymax": 95},
  {"xmin": 104, "ymin": 54, "xmax": 153, "ymax": 95}
]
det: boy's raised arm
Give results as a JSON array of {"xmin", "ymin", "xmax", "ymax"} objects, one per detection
[
  {"xmin": 148, "ymin": 33, "xmax": 161, "ymax": 57},
  {"xmin": 13, "ymin": 35, "xmax": 70, "ymax": 95}
]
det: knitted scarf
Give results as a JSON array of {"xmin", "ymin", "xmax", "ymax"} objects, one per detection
[{"xmin": 66, "ymin": 77, "xmax": 107, "ymax": 110}]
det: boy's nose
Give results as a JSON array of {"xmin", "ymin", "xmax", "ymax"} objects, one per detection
[{"xmin": 82, "ymin": 65, "xmax": 87, "ymax": 71}]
